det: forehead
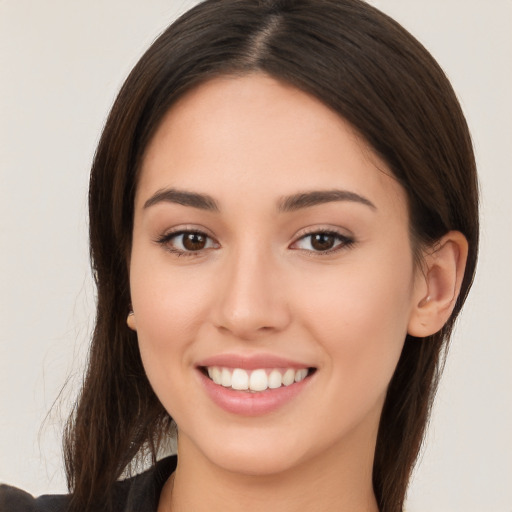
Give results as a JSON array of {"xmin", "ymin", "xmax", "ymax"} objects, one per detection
[{"xmin": 137, "ymin": 73, "xmax": 406, "ymax": 217}]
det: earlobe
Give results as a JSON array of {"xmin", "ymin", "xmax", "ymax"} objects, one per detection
[
  {"xmin": 127, "ymin": 310, "xmax": 137, "ymax": 331},
  {"xmin": 408, "ymin": 231, "xmax": 468, "ymax": 337}
]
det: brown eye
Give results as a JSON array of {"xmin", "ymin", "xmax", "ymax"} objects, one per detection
[
  {"xmin": 310, "ymin": 233, "xmax": 336, "ymax": 251},
  {"xmin": 291, "ymin": 231, "xmax": 354, "ymax": 253},
  {"xmin": 182, "ymin": 232, "xmax": 207, "ymax": 251},
  {"xmin": 157, "ymin": 230, "xmax": 218, "ymax": 255}
]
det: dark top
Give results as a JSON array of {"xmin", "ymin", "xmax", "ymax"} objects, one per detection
[{"xmin": 0, "ymin": 455, "xmax": 177, "ymax": 512}]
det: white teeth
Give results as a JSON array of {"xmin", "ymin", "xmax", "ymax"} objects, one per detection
[
  {"xmin": 211, "ymin": 366, "xmax": 222, "ymax": 385},
  {"xmin": 207, "ymin": 367, "xmax": 222, "ymax": 384},
  {"xmin": 231, "ymin": 369, "xmax": 249, "ymax": 390},
  {"xmin": 221, "ymin": 368, "xmax": 232, "ymax": 387},
  {"xmin": 268, "ymin": 369, "xmax": 282, "ymax": 389},
  {"xmin": 282, "ymin": 368, "xmax": 295, "ymax": 386},
  {"xmin": 295, "ymin": 369, "xmax": 308, "ymax": 382},
  {"xmin": 205, "ymin": 366, "xmax": 310, "ymax": 392},
  {"xmin": 249, "ymin": 369, "xmax": 268, "ymax": 391}
]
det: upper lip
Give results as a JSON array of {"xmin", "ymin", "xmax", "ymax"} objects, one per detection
[{"xmin": 196, "ymin": 353, "xmax": 313, "ymax": 370}]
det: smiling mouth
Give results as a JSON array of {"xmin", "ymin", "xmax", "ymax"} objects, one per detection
[{"xmin": 200, "ymin": 366, "xmax": 316, "ymax": 393}]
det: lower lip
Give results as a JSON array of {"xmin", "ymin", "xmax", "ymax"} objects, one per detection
[{"xmin": 197, "ymin": 370, "xmax": 313, "ymax": 416}]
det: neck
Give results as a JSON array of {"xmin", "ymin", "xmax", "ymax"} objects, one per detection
[{"xmin": 160, "ymin": 422, "xmax": 379, "ymax": 512}]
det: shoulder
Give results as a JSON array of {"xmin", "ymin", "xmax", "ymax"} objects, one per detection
[
  {"xmin": 119, "ymin": 454, "xmax": 177, "ymax": 510},
  {"xmin": 0, "ymin": 484, "xmax": 69, "ymax": 512},
  {"xmin": 0, "ymin": 455, "xmax": 177, "ymax": 512}
]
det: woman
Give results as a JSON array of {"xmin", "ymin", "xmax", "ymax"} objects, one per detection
[{"xmin": 0, "ymin": 0, "xmax": 478, "ymax": 511}]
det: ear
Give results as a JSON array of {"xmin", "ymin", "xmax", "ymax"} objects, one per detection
[
  {"xmin": 127, "ymin": 311, "xmax": 137, "ymax": 331},
  {"xmin": 408, "ymin": 231, "xmax": 468, "ymax": 337}
]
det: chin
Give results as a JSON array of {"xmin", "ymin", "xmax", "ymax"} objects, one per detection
[
  {"xmin": 208, "ymin": 443, "xmax": 304, "ymax": 477},
  {"xmin": 179, "ymin": 424, "xmax": 311, "ymax": 477}
]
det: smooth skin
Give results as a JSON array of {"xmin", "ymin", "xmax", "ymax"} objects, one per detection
[{"xmin": 128, "ymin": 74, "xmax": 467, "ymax": 512}]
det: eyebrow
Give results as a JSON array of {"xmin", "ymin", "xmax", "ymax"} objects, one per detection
[
  {"xmin": 143, "ymin": 188, "xmax": 220, "ymax": 211},
  {"xmin": 278, "ymin": 190, "xmax": 376, "ymax": 212},
  {"xmin": 143, "ymin": 187, "xmax": 376, "ymax": 213}
]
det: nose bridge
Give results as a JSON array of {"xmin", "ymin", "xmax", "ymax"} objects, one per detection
[{"xmin": 213, "ymin": 238, "xmax": 290, "ymax": 339}]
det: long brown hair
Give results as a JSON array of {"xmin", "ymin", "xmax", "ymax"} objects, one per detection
[{"xmin": 64, "ymin": 1, "xmax": 479, "ymax": 511}]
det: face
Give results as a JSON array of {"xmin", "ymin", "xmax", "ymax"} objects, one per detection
[{"xmin": 130, "ymin": 74, "xmax": 421, "ymax": 477}]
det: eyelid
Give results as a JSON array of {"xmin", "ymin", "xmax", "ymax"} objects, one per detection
[
  {"xmin": 289, "ymin": 226, "xmax": 355, "ymax": 254},
  {"xmin": 154, "ymin": 224, "xmax": 354, "ymax": 256},
  {"xmin": 154, "ymin": 225, "xmax": 220, "ymax": 256},
  {"xmin": 292, "ymin": 224, "xmax": 353, "ymax": 239},
  {"xmin": 156, "ymin": 223, "xmax": 217, "ymax": 241}
]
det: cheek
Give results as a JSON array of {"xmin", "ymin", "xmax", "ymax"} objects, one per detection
[
  {"xmin": 130, "ymin": 263, "xmax": 216, "ymax": 420},
  {"xmin": 295, "ymin": 256, "xmax": 415, "ymax": 390},
  {"xmin": 128, "ymin": 250, "xmax": 214, "ymax": 386},
  {"xmin": 131, "ymin": 251, "xmax": 211, "ymax": 334}
]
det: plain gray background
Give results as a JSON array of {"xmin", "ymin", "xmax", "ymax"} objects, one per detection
[{"xmin": 1, "ymin": 1, "xmax": 511, "ymax": 510}]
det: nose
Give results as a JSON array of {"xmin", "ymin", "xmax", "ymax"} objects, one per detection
[{"xmin": 212, "ymin": 244, "xmax": 291, "ymax": 340}]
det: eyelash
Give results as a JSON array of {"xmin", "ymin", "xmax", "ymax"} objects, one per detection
[
  {"xmin": 155, "ymin": 229, "xmax": 355, "ymax": 257},
  {"xmin": 291, "ymin": 229, "xmax": 355, "ymax": 255},
  {"xmin": 155, "ymin": 229, "xmax": 218, "ymax": 257}
]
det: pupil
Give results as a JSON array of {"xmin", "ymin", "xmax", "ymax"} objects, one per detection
[
  {"xmin": 311, "ymin": 233, "xmax": 335, "ymax": 251},
  {"xmin": 183, "ymin": 233, "xmax": 206, "ymax": 251}
]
